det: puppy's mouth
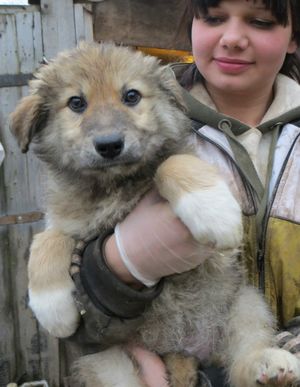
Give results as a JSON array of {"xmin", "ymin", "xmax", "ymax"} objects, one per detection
[{"xmin": 81, "ymin": 154, "xmax": 142, "ymax": 171}]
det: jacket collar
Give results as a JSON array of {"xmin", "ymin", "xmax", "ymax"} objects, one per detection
[{"xmin": 183, "ymin": 74, "xmax": 300, "ymax": 135}]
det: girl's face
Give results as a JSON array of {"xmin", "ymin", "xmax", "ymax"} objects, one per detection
[{"xmin": 191, "ymin": 0, "xmax": 297, "ymax": 97}]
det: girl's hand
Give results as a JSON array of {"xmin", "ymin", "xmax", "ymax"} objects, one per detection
[
  {"xmin": 127, "ymin": 346, "xmax": 169, "ymax": 387},
  {"xmin": 104, "ymin": 189, "xmax": 213, "ymax": 287}
]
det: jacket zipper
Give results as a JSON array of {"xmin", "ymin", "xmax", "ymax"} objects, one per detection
[
  {"xmin": 257, "ymin": 133, "xmax": 300, "ymax": 291},
  {"xmin": 192, "ymin": 130, "xmax": 258, "ymax": 211}
]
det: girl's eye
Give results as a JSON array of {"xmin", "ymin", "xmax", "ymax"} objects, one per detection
[
  {"xmin": 250, "ymin": 18, "xmax": 276, "ymax": 29},
  {"xmin": 68, "ymin": 96, "xmax": 87, "ymax": 113},
  {"xmin": 202, "ymin": 15, "xmax": 225, "ymax": 26}
]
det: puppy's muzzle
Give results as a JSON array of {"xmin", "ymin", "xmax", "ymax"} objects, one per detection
[{"xmin": 93, "ymin": 133, "xmax": 124, "ymax": 159}]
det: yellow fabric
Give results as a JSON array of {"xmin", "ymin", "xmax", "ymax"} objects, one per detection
[
  {"xmin": 264, "ymin": 218, "xmax": 300, "ymax": 326},
  {"xmin": 243, "ymin": 216, "xmax": 300, "ymax": 327},
  {"xmin": 243, "ymin": 215, "xmax": 259, "ymax": 288}
]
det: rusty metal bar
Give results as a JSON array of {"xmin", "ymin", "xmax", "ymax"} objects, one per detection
[
  {"xmin": 0, "ymin": 211, "xmax": 45, "ymax": 225},
  {"xmin": 0, "ymin": 73, "xmax": 33, "ymax": 88}
]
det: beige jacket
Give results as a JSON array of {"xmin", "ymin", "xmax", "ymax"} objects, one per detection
[{"xmin": 188, "ymin": 74, "xmax": 300, "ymax": 326}]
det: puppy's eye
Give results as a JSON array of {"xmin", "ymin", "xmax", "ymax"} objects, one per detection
[
  {"xmin": 68, "ymin": 96, "xmax": 87, "ymax": 113},
  {"xmin": 122, "ymin": 89, "xmax": 141, "ymax": 106}
]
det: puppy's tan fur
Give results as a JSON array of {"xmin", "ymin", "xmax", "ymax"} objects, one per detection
[{"xmin": 10, "ymin": 43, "xmax": 300, "ymax": 387}]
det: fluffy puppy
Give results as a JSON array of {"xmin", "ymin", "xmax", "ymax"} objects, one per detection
[{"xmin": 10, "ymin": 42, "xmax": 300, "ymax": 387}]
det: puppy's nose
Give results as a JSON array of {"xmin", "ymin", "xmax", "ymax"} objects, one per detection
[{"xmin": 93, "ymin": 133, "xmax": 124, "ymax": 159}]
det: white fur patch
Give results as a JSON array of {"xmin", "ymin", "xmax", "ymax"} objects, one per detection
[
  {"xmin": 91, "ymin": 347, "xmax": 143, "ymax": 386},
  {"xmin": 174, "ymin": 180, "xmax": 242, "ymax": 249},
  {"xmin": 29, "ymin": 285, "xmax": 80, "ymax": 338}
]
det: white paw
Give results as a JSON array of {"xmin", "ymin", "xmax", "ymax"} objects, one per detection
[
  {"xmin": 72, "ymin": 346, "xmax": 144, "ymax": 387},
  {"xmin": 29, "ymin": 281, "xmax": 80, "ymax": 338},
  {"xmin": 249, "ymin": 348, "xmax": 300, "ymax": 386},
  {"xmin": 174, "ymin": 180, "xmax": 242, "ymax": 249}
]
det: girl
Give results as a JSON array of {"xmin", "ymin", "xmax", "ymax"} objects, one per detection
[{"xmin": 75, "ymin": 0, "xmax": 300, "ymax": 385}]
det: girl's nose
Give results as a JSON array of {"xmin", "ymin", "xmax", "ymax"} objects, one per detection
[{"xmin": 220, "ymin": 21, "xmax": 249, "ymax": 50}]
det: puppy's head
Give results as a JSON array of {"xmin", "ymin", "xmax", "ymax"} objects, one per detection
[{"xmin": 10, "ymin": 42, "xmax": 190, "ymax": 179}]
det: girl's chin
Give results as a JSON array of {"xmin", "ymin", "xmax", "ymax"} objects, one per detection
[{"xmin": 207, "ymin": 81, "xmax": 253, "ymax": 95}]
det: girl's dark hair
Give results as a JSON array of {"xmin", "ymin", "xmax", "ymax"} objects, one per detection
[{"xmin": 181, "ymin": 0, "xmax": 300, "ymax": 88}]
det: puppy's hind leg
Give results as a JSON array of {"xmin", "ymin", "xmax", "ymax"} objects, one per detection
[
  {"xmin": 225, "ymin": 286, "xmax": 300, "ymax": 387},
  {"xmin": 163, "ymin": 352, "xmax": 199, "ymax": 387}
]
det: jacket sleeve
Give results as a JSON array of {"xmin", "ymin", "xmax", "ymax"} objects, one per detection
[
  {"xmin": 276, "ymin": 316, "xmax": 300, "ymax": 357},
  {"xmin": 69, "ymin": 234, "xmax": 164, "ymax": 348}
]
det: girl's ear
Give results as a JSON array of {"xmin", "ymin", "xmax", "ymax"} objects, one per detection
[
  {"xmin": 9, "ymin": 94, "xmax": 48, "ymax": 153},
  {"xmin": 287, "ymin": 37, "xmax": 298, "ymax": 54}
]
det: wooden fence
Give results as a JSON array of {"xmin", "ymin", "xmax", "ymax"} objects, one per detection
[
  {"xmin": 0, "ymin": 0, "xmax": 192, "ymax": 384},
  {"xmin": 0, "ymin": 2, "xmax": 93, "ymax": 385}
]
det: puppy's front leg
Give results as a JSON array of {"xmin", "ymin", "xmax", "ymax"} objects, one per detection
[
  {"xmin": 226, "ymin": 286, "xmax": 300, "ymax": 387},
  {"xmin": 28, "ymin": 229, "xmax": 80, "ymax": 338},
  {"xmin": 155, "ymin": 154, "xmax": 242, "ymax": 251}
]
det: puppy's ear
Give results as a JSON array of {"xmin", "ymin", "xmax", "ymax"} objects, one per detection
[
  {"xmin": 10, "ymin": 94, "xmax": 48, "ymax": 153},
  {"xmin": 159, "ymin": 66, "xmax": 187, "ymax": 112}
]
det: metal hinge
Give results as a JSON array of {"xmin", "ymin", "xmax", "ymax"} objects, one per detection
[{"xmin": 0, "ymin": 211, "xmax": 45, "ymax": 225}]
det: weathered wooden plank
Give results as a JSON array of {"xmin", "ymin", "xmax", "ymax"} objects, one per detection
[
  {"xmin": 74, "ymin": 3, "xmax": 85, "ymax": 43},
  {"xmin": 0, "ymin": 14, "xmax": 19, "ymax": 75},
  {"xmin": 0, "ymin": 221, "xmax": 15, "ymax": 387},
  {"xmin": 74, "ymin": 4, "xmax": 93, "ymax": 43},
  {"xmin": 0, "ymin": 104, "xmax": 13, "ymax": 386},
  {"xmin": 0, "ymin": 8, "xmax": 60, "ymax": 386},
  {"xmin": 0, "ymin": 6, "xmax": 39, "ymax": 15},
  {"xmin": 40, "ymin": 0, "xmax": 76, "ymax": 59},
  {"xmin": 94, "ymin": 0, "xmax": 190, "ymax": 50}
]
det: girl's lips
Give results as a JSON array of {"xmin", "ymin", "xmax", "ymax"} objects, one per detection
[{"xmin": 214, "ymin": 58, "xmax": 254, "ymax": 73}]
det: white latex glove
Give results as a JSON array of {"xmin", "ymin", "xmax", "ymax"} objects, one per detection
[{"xmin": 113, "ymin": 189, "xmax": 213, "ymax": 286}]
